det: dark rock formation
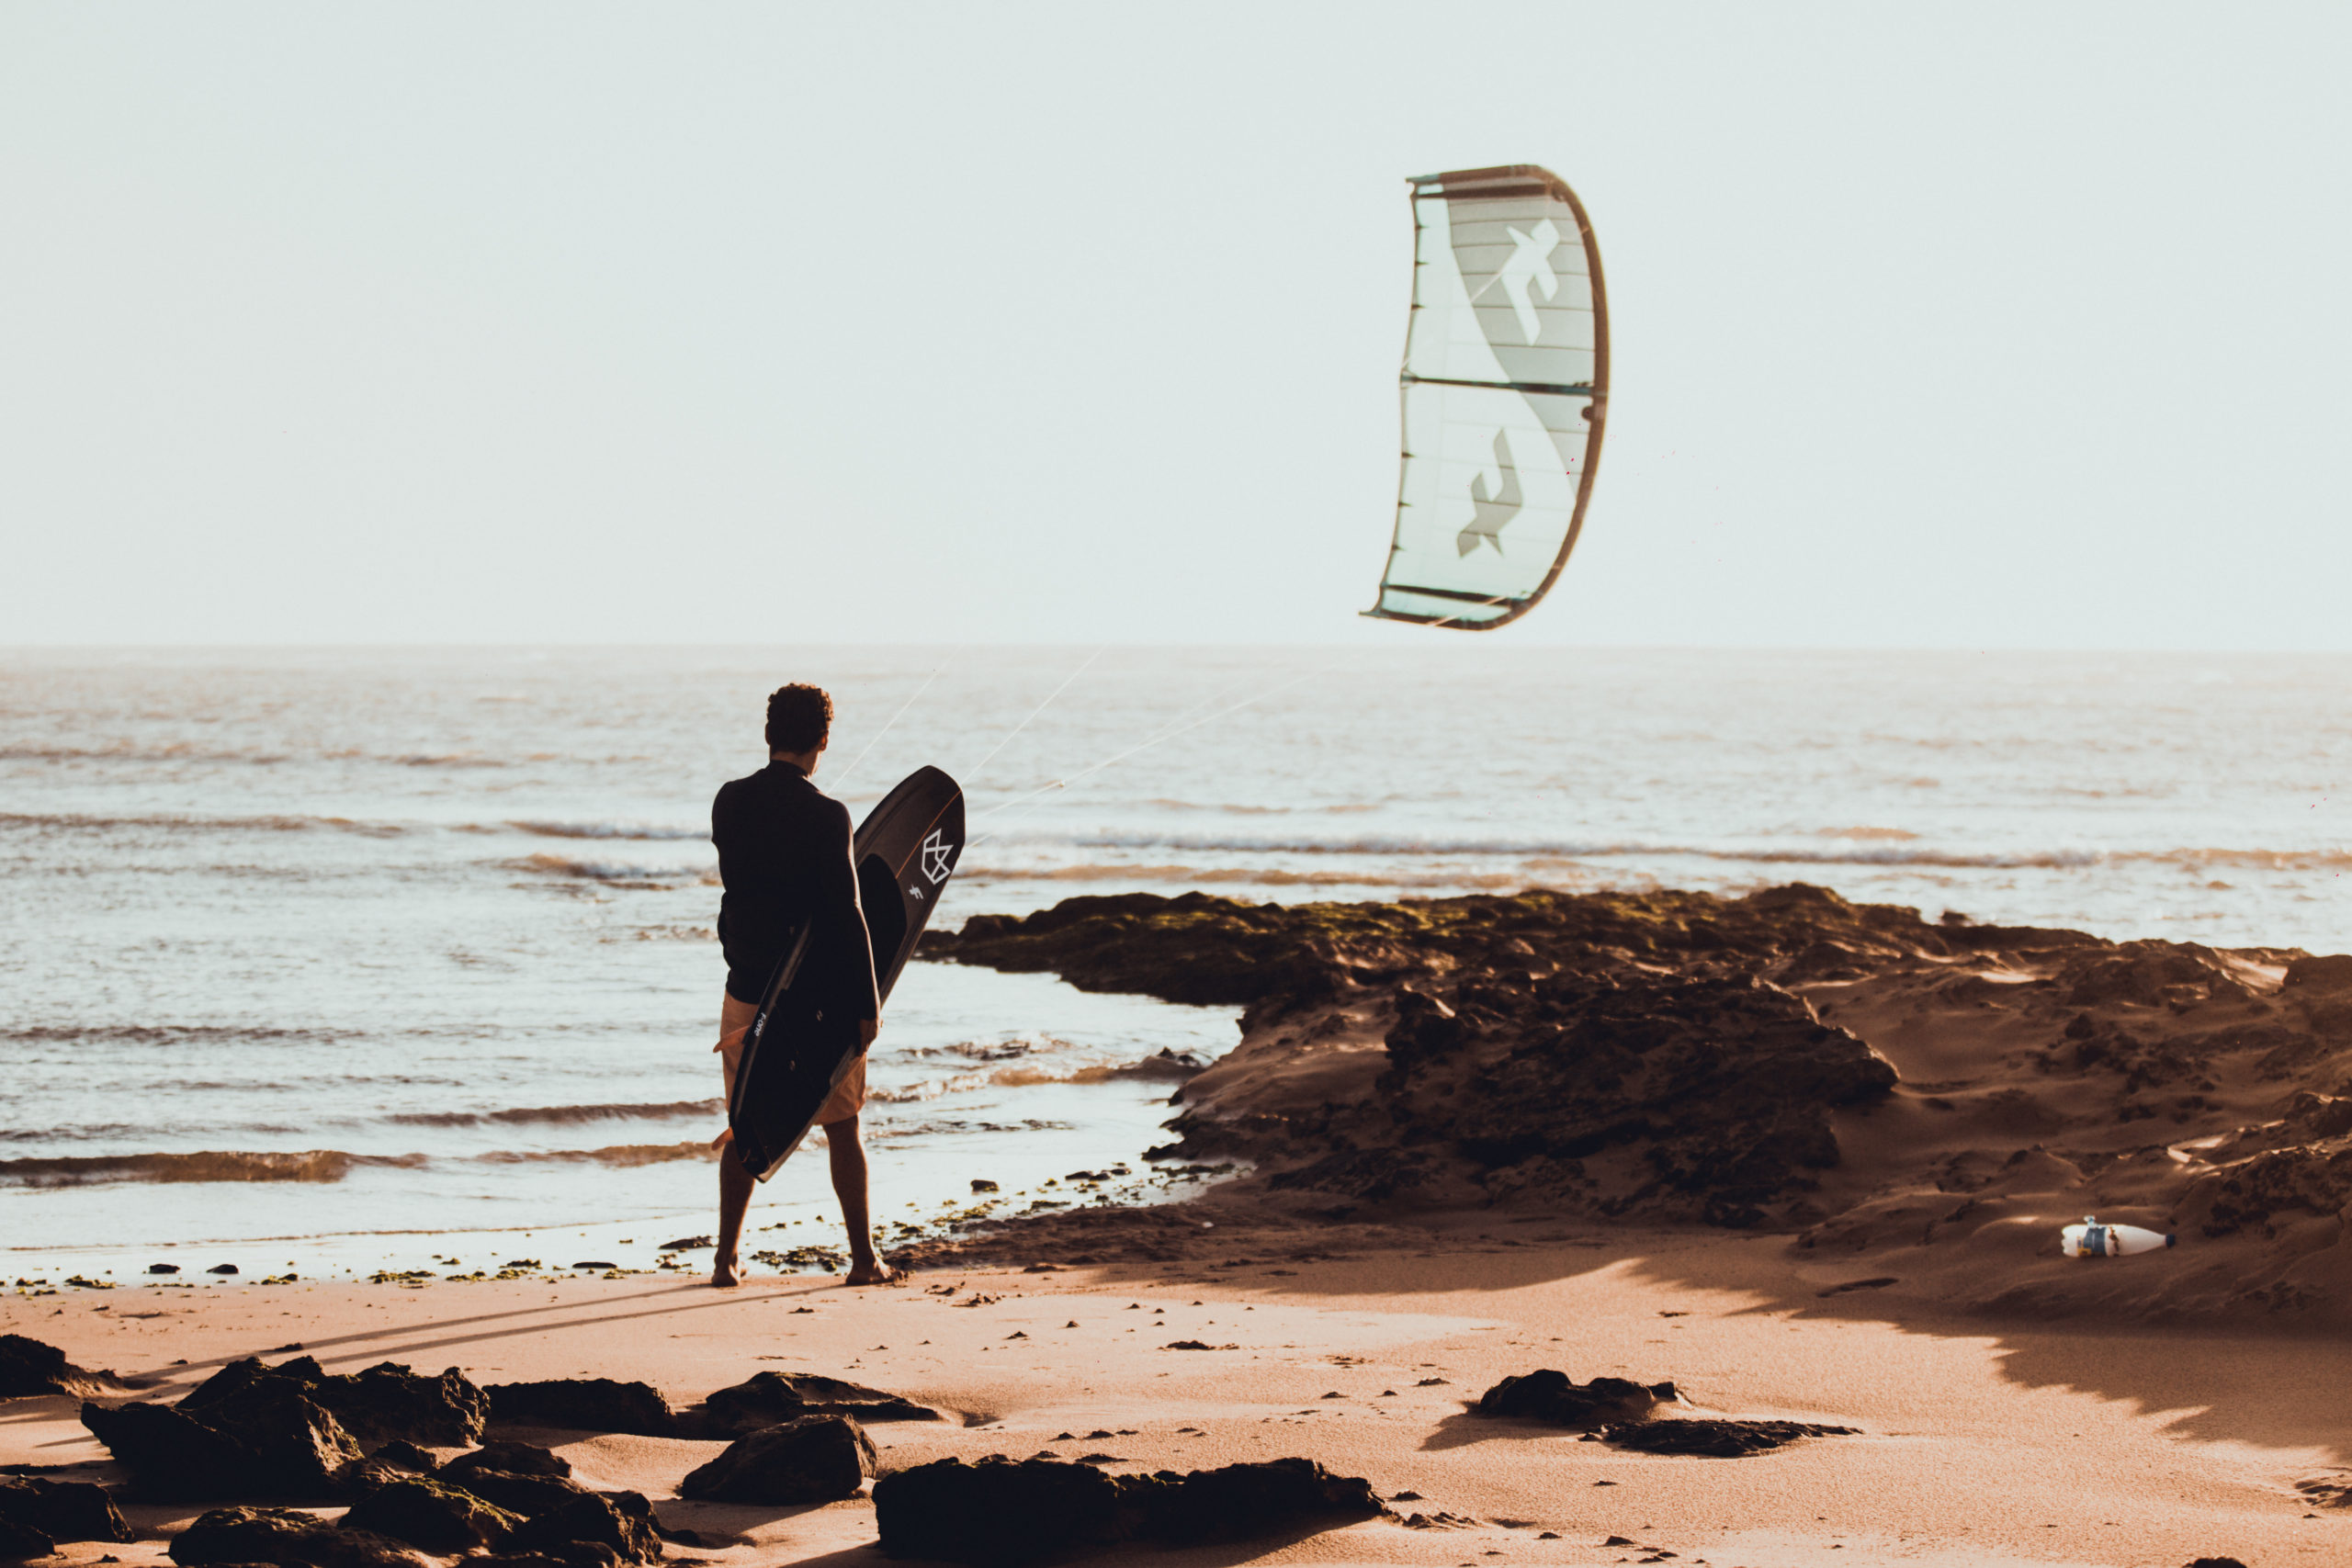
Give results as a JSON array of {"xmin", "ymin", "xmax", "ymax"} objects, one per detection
[
  {"xmin": 0, "ymin": 1337, "xmax": 125, "ymax": 1401},
  {"xmin": 183, "ymin": 1358, "xmax": 484, "ymax": 1450},
  {"xmin": 0, "ymin": 1515, "xmax": 54, "ymax": 1563},
  {"xmin": 469, "ymin": 1549, "xmax": 623, "ymax": 1568},
  {"xmin": 1112, "ymin": 1458, "xmax": 1385, "ymax": 1544},
  {"xmin": 441, "ymin": 1471, "xmax": 594, "ymax": 1519},
  {"xmin": 1601, "ymin": 1418, "xmax": 1859, "ymax": 1456},
  {"xmin": 1473, "ymin": 1371, "xmax": 1676, "ymax": 1429},
  {"xmin": 505, "ymin": 1493, "xmax": 663, "ymax": 1565},
  {"xmin": 368, "ymin": 1441, "xmax": 438, "ymax": 1475},
  {"xmin": 678, "ymin": 1415, "xmax": 875, "ymax": 1504},
  {"xmin": 0, "ymin": 1478, "xmax": 132, "ymax": 1545},
  {"xmin": 872, "ymin": 1454, "xmax": 1384, "ymax": 1565},
  {"xmin": 169, "ymin": 1506, "xmax": 431, "ymax": 1568},
  {"xmin": 83, "ymin": 1378, "xmax": 362, "ymax": 1503},
  {"xmin": 485, "ymin": 1381, "xmax": 676, "ymax": 1437},
  {"xmin": 874, "ymin": 1457, "xmax": 1118, "ymax": 1566},
  {"xmin": 681, "ymin": 1372, "xmax": 937, "ymax": 1436},
  {"xmin": 446, "ymin": 1442, "xmax": 571, "ymax": 1480},
  {"xmin": 340, "ymin": 1477, "xmax": 523, "ymax": 1553}
]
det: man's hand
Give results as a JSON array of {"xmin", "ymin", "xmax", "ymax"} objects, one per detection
[{"xmin": 858, "ymin": 1017, "xmax": 879, "ymax": 1051}]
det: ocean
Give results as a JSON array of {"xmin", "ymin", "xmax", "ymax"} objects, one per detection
[{"xmin": 3, "ymin": 645, "xmax": 2346, "ymax": 1283}]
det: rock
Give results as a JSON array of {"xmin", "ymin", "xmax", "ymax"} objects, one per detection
[
  {"xmin": 446, "ymin": 1442, "xmax": 571, "ymax": 1480},
  {"xmin": 82, "ymin": 1378, "xmax": 362, "ymax": 1503},
  {"xmin": 681, "ymin": 1372, "xmax": 937, "ymax": 1437},
  {"xmin": 206, "ymin": 1265, "xmax": 239, "ymax": 1276},
  {"xmin": 505, "ymin": 1493, "xmax": 663, "ymax": 1565},
  {"xmin": 677, "ymin": 1416, "xmax": 875, "ymax": 1505},
  {"xmin": 469, "ymin": 1548, "xmax": 623, "ymax": 1568},
  {"xmin": 2185, "ymin": 1559, "xmax": 2251, "ymax": 1568},
  {"xmin": 368, "ymin": 1441, "xmax": 438, "ymax": 1475},
  {"xmin": 169, "ymin": 1506, "xmax": 433, "ymax": 1568},
  {"xmin": 872, "ymin": 1454, "xmax": 1385, "ymax": 1564},
  {"xmin": 340, "ymin": 1476, "xmax": 524, "ymax": 1553},
  {"xmin": 2284, "ymin": 955, "xmax": 2352, "ymax": 992},
  {"xmin": 1601, "ymin": 1419, "xmax": 1858, "ymax": 1457},
  {"xmin": 0, "ymin": 1337, "xmax": 124, "ymax": 1400},
  {"xmin": 1474, "ymin": 1371, "xmax": 1674, "ymax": 1429},
  {"xmin": 183, "ymin": 1359, "xmax": 485, "ymax": 1450},
  {"xmin": 874, "ymin": 1457, "xmax": 1119, "ymax": 1566},
  {"xmin": 1113, "ymin": 1457, "xmax": 1386, "ymax": 1543},
  {"xmin": 0, "ymin": 1478, "xmax": 133, "ymax": 1544},
  {"xmin": 485, "ymin": 1381, "xmax": 676, "ymax": 1437},
  {"xmin": 440, "ymin": 1471, "xmax": 594, "ymax": 1519},
  {"xmin": 0, "ymin": 1515, "xmax": 54, "ymax": 1562}
]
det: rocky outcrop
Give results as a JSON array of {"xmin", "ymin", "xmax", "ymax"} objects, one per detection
[
  {"xmin": 83, "ymin": 1381, "xmax": 362, "ymax": 1503},
  {"xmin": 169, "ymin": 1506, "xmax": 431, "ymax": 1568},
  {"xmin": 446, "ymin": 1442, "xmax": 571, "ymax": 1480},
  {"xmin": 872, "ymin": 1454, "xmax": 1383, "ymax": 1565},
  {"xmin": 680, "ymin": 1372, "xmax": 937, "ymax": 1437},
  {"xmin": 0, "ymin": 1478, "xmax": 132, "ymax": 1547},
  {"xmin": 677, "ymin": 1415, "xmax": 875, "ymax": 1504},
  {"xmin": 1473, "ymin": 1371, "xmax": 1677, "ymax": 1429},
  {"xmin": 504, "ymin": 1493, "xmax": 662, "ymax": 1565},
  {"xmin": 340, "ymin": 1477, "xmax": 523, "ymax": 1553},
  {"xmin": 1601, "ymin": 1418, "xmax": 1859, "ymax": 1456},
  {"xmin": 439, "ymin": 1471, "xmax": 594, "ymax": 1519},
  {"xmin": 485, "ymin": 1380, "xmax": 675, "ymax": 1437},
  {"xmin": 185, "ymin": 1358, "xmax": 484, "ymax": 1450},
  {"xmin": 0, "ymin": 1337, "xmax": 129, "ymax": 1401}
]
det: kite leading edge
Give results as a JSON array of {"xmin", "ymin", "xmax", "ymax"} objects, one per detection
[{"xmin": 1364, "ymin": 164, "xmax": 1609, "ymax": 630}]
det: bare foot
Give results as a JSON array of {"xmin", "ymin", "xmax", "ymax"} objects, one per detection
[
  {"xmin": 843, "ymin": 1258, "xmax": 905, "ymax": 1287},
  {"xmin": 711, "ymin": 1256, "xmax": 742, "ymax": 1288}
]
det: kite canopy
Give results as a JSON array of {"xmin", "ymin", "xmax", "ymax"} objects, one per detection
[{"xmin": 1366, "ymin": 164, "xmax": 1609, "ymax": 630}]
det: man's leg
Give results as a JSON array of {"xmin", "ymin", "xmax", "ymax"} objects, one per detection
[
  {"xmin": 714, "ymin": 1145, "xmax": 753, "ymax": 1288},
  {"xmin": 822, "ymin": 1114, "xmax": 901, "ymax": 1286}
]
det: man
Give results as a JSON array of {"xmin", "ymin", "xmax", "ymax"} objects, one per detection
[{"xmin": 708, "ymin": 682, "xmax": 899, "ymax": 1288}]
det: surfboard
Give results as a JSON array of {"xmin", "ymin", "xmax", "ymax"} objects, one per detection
[{"xmin": 728, "ymin": 765, "xmax": 965, "ymax": 1181}]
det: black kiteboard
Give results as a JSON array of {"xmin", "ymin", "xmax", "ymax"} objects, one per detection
[{"xmin": 728, "ymin": 765, "xmax": 965, "ymax": 1180}]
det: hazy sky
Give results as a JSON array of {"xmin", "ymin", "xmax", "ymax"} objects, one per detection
[{"xmin": 5, "ymin": 4, "xmax": 2347, "ymax": 647}]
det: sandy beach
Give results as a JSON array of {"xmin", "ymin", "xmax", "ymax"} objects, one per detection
[{"xmin": 10, "ymin": 1224, "xmax": 2347, "ymax": 1568}]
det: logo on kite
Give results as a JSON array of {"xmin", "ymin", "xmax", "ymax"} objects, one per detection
[
  {"xmin": 1457, "ymin": 429, "xmax": 1522, "ymax": 558},
  {"xmin": 921, "ymin": 830, "xmax": 955, "ymax": 885},
  {"xmin": 1493, "ymin": 219, "xmax": 1563, "ymax": 344}
]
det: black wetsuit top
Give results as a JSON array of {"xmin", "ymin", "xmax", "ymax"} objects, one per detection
[{"xmin": 711, "ymin": 761, "xmax": 881, "ymax": 1017}]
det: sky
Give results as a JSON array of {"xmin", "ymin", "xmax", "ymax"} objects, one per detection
[{"xmin": 3, "ymin": 3, "xmax": 2347, "ymax": 648}]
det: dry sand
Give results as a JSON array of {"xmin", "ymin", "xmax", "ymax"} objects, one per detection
[{"xmin": 9, "ymin": 1227, "xmax": 2346, "ymax": 1568}]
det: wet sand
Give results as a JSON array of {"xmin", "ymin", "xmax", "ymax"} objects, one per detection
[{"xmin": 9, "ymin": 1225, "xmax": 2346, "ymax": 1568}]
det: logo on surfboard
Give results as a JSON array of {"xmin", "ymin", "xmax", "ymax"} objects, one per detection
[{"xmin": 921, "ymin": 829, "xmax": 956, "ymax": 885}]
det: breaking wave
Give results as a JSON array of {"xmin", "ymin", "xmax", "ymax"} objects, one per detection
[
  {"xmin": 507, "ymin": 820, "xmax": 709, "ymax": 842},
  {"xmin": 475, "ymin": 1141, "xmax": 718, "ymax": 1168},
  {"xmin": 386, "ymin": 1099, "xmax": 719, "ymax": 1128},
  {"xmin": 0, "ymin": 1150, "xmax": 426, "ymax": 1187}
]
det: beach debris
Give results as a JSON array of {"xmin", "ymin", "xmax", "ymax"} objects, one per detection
[
  {"xmin": 1600, "ymin": 1418, "xmax": 1859, "ymax": 1457},
  {"xmin": 971, "ymin": 1179, "xmax": 1000, "ymax": 1192},
  {"xmin": 569, "ymin": 1261, "xmax": 616, "ymax": 1270},
  {"xmin": 446, "ymin": 1442, "xmax": 569, "ymax": 1480},
  {"xmin": 146, "ymin": 1264, "xmax": 180, "ymax": 1276},
  {"xmin": 205, "ymin": 1265, "xmax": 238, "ymax": 1275},
  {"xmin": 678, "ymin": 1415, "xmax": 876, "ymax": 1505},
  {"xmin": 1474, "ymin": 1371, "xmax": 1677, "ymax": 1430},
  {"xmin": 2061, "ymin": 1217, "xmax": 2175, "ymax": 1258},
  {"xmin": 169, "ymin": 1506, "xmax": 433, "ymax": 1568},
  {"xmin": 504, "ymin": 1491, "xmax": 664, "ymax": 1564},
  {"xmin": 657, "ymin": 1237, "xmax": 712, "ymax": 1252},
  {"xmin": 483, "ymin": 1378, "xmax": 676, "ymax": 1438},
  {"xmin": 84, "ymin": 1371, "xmax": 363, "ymax": 1502},
  {"xmin": 1160, "ymin": 1341, "xmax": 1237, "ymax": 1351},
  {"xmin": 341, "ymin": 1476, "xmax": 525, "ymax": 1553},
  {"xmin": 0, "ymin": 1476, "xmax": 132, "ymax": 1546},
  {"xmin": 874, "ymin": 1454, "xmax": 1385, "ymax": 1564},
  {"xmin": 0, "ymin": 1336, "xmax": 130, "ymax": 1400},
  {"xmin": 679, "ymin": 1371, "xmax": 938, "ymax": 1436},
  {"xmin": 2183, "ymin": 1559, "xmax": 2250, "ymax": 1568},
  {"xmin": 1400, "ymin": 1510, "xmax": 1478, "ymax": 1529},
  {"xmin": 1022, "ymin": 1263, "xmax": 1062, "ymax": 1273},
  {"xmin": 184, "ymin": 1357, "xmax": 486, "ymax": 1450}
]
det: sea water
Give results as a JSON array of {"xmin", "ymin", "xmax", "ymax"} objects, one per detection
[{"xmin": 3, "ymin": 646, "xmax": 2345, "ymax": 1280}]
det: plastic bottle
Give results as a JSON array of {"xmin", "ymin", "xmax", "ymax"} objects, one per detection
[{"xmin": 2061, "ymin": 1216, "xmax": 2176, "ymax": 1258}]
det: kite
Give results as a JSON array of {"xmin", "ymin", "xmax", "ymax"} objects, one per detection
[{"xmin": 1364, "ymin": 164, "xmax": 1610, "ymax": 629}]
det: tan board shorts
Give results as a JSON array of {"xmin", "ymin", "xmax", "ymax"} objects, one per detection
[{"xmin": 717, "ymin": 991, "xmax": 865, "ymax": 1136}]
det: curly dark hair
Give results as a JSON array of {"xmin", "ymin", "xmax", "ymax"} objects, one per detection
[{"xmin": 764, "ymin": 683, "xmax": 833, "ymax": 753}]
